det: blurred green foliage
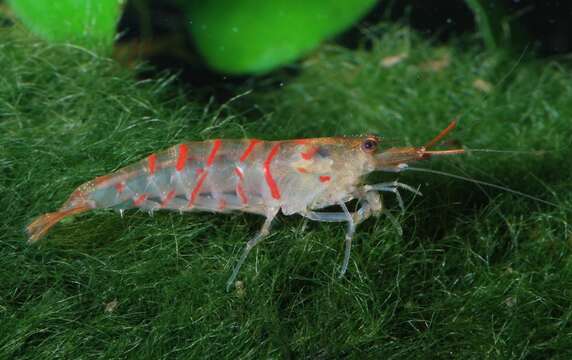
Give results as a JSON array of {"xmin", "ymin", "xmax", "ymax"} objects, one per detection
[
  {"xmin": 183, "ymin": 0, "xmax": 377, "ymax": 74},
  {"xmin": 6, "ymin": 0, "xmax": 523, "ymax": 74},
  {"xmin": 464, "ymin": 0, "xmax": 525, "ymax": 51},
  {"xmin": 7, "ymin": 0, "xmax": 124, "ymax": 51}
]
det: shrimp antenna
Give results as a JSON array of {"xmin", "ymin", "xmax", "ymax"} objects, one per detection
[
  {"xmin": 421, "ymin": 119, "xmax": 465, "ymax": 158},
  {"xmin": 424, "ymin": 119, "xmax": 458, "ymax": 149},
  {"xmin": 404, "ymin": 166, "xmax": 559, "ymax": 208}
]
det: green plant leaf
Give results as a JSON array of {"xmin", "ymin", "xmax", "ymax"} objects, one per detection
[
  {"xmin": 464, "ymin": 0, "xmax": 527, "ymax": 52},
  {"xmin": 182, "ymin": 0, "xmax": 377, "ymax": 74},
  {"xmin": 464, "ymin": 0, "xmax": 502, "ymax": 49},
  {"xmin": 8, "ymin": 0, "xmax": 124, "ymax": 51}
]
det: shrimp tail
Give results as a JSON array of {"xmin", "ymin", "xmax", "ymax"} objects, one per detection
[
  {"xmin": 27, "ymin": 205, "xmax": 91, "ymax": 243},
  {"xmin": 27, "ymin": 181, "xmax": 96, "ymax": 243}
]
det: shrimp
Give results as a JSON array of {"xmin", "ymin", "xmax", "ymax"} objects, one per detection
[{"xmin": 27, "ymin": 121, "xmax": 464, "ymax": 289}]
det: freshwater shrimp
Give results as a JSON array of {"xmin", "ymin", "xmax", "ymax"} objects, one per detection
[{"xmin": 27, "ymin": 121, "xmax": 464, "ymax": 289}]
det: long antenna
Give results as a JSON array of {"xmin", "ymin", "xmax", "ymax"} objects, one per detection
[
  {"xmin": 424, "ymin": 119, "xmax": 458, "ymax": 149},
  {"xmin": 405, "ymin": 166, "xmax": 559, "ymax": 208}
]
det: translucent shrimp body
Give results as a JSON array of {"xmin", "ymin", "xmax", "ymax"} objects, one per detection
[{"xmin": 27, "ymin": 122, "xmax": 463, "ymax": 289}]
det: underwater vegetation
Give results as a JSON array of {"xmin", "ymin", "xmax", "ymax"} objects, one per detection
[{"xmin": 1, "ymin": 1, "xmax": 572, "ymax": 357}]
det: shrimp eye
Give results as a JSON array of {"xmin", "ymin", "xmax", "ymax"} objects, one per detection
[{"xmin": 361, "ymin": 137, "xmax": 378, "ymax": 153}]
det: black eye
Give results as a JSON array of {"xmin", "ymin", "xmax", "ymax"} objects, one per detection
[{"xmin": 361, "ymin": 137, "xmax": 378, "ymax": 152}]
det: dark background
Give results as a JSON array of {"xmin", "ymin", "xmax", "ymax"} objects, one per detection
[
  {"xmin": 114, "ymin": 0, "xmax": 572, "ymax": 95},
  {"xmin": 376, "ymin": 0, "xmax": 572, "ymax": 55},
  {"xmin": 118, "ymin": 0, "xmax": 572, "ymax": 57}
]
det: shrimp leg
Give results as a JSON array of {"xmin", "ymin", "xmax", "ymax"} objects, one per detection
[
  {"xmin": 302, "ymin": 211, "xmax": 348, "ymax": 222},
  {"xmin": 365, "ymin": 181, "xmax": 421, "ymax": 213},
  {"xmin": 302, "ymin": 191, "xmax": 384, "ymax": 277},
  {"xmin": 302, "ymin": 190, "xmax": 383, "ymax": 223},
  {"xmin": 338, "ymin": 201, "xmax": 356, "ymax": 277},
  {"xmin": 226, "ymin": 209, "xmax": 278, "ymax": 291},
  {"xmin": 300, "ymin": 207, "xmax": 356, "ymax": 276}
]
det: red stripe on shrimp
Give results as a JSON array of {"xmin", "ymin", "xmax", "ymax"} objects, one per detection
[
  {"xmin": 176, "ymin": 144, "xmax": 188, "ymax": 172},
  {"xmin": 188, "ymin": 171, "xmax": 208, "ymax": 207},
  {"xmin": 300, "ymin": 146, "xmax": 319, "ymax": 160},
  {"xmin": 133, "ymin": 193, "xmax": 148, "ymax": 206},
  {"xmin": 207, "ymin": 139, "xmax": 222, "ymax": 166},
  {"xmin": 319, "ymin": 175, "xmax": 331, "ymax": 183},
  {"xmin": 115, "ymin": 182, "xmax": 125, "ymax": 193},
  {"xmin": 148, "ymin": 154, "xmax": 157, "ymax": 175},
  {"xmin": 188, "ymin": 140, "xmax": 221, "ymax": 207},
  {"xmin": 236, "ymin": 139, "xmax": 261, "ymax": 205},
  {"xmin": 236, "ymin": 184, "xmax": 248, "ymax": 204},
  {"xmin": 161, "ymin": 189, "xmax": 176, "ymax": 208},
  {"xmin": 239, "ymin": 139, "xmax": 261, "ymax": 162},
  {"xmin": 234, "ymin": 167, "xmax": 248, "ymax": 205},
  {"xmin": 264, "ymin": 143, "xmax": 281, "ymax": 200},
  {"xmin": 218, "ymin": 198, "xmax": 226, "ymax": 210}
]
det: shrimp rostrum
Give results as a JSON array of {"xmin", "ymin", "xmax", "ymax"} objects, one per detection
[{"xmin": 27, "ymin": 121, "xmax": 464, "ymax": 289}]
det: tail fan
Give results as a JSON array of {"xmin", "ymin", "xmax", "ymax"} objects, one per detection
[{"xmin": 27, "ymin": 205, "xmax": 90, "ymax": 243}]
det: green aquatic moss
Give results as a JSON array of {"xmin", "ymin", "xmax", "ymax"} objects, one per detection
[{"xmin": 1, "ymin": 25, "xmax": 571, "ymax": 358}]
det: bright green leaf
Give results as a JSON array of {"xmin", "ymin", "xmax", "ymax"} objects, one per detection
[
  {"xmin": 8, "ymin": 0, "xmax": 124, "ymax": 51},
  {"xmin": 183, "ymin": 0, "xmax": 377, "ymax": 74}
]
